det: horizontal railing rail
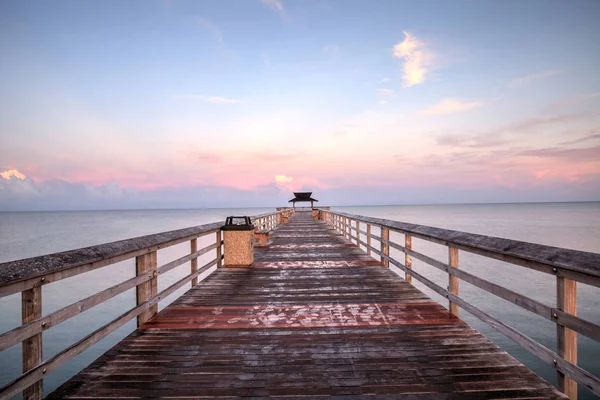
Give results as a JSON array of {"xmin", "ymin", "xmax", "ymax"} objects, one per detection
[
  {"xmin": 0, "ymin": 210, "xmax": 289, "ymax": 400},
  {"xmin": 318, "ymin": 209, "xmax": 600, "ymax": 400}
]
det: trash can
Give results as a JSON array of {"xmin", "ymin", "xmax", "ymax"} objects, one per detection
[{"xmin": 221, "ymin": 216, "xmax": 255, "ymax": 267}]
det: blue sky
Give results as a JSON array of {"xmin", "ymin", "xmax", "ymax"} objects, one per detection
[{"xmin": 1, "ymin": 0, "xmax": 599, "ymax": 210}]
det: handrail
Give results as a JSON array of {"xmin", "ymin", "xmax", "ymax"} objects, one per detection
[
  {"xmin": 0, "ymin": 210, "xmax": 288, "ymax": 400},
  {"xmin": 318, "ymin": 209, "xmax": 600, "ymax": 399},
  {"xmin": 330, "ymin": 210, "xmax": 600, "ymax": 285}
]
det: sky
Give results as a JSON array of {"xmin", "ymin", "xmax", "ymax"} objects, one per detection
[{"xmin": 1, "ymin": 0, "xmax": 599, "ymax": 210}]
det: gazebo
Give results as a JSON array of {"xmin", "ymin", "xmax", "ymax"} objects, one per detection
[{"xmin": 288, "ymin": 192, "xmax": 318, "ymax": 208}]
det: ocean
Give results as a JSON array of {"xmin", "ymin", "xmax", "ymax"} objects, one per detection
[{"xmin": 0, "ymin": 203, "xmax": 599, "ymax": 398}]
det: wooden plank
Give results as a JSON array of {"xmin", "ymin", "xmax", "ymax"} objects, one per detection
[
  {"xmin": 449, "ymin": 292, "xmax": 599, "ymax": 397},
  {"xmin": 381, "ymin": 228, "xmax": 389, "ymax": 267},
  {"xmin": 136, "ymin": 251, "xmax": 157, "ymax": 327},
  {"xmin": 557, "ymin": 277, "xmax": 577, "ymax": 399},
  {"xmin": 191, "ymin": 239, "xmax": 198, "ymax": 286},
  {"xmin": 0, "ymin": 258, "xmax": 218, "ymax": 400},
  {"xmin": 449, "ymin": 247, "xmax": 459, "ymax": 317},
  {"xmin": 325, "ymin": 211, "xmax": 600, "ymax": 284},
  {"xmin": 0, "ymin": 225, "xmax": 222, "ymax": 297},
  {"xmin": 405, "ymin": 235, "xmax": 412, "ymax": 284},
  {"xmin": 0, "ymin": 270, "xmax": 153, "ymax": 352},
  {"xmin": 367, "ymin": 224, "xmax": 372, "ymax": 256},
  {"xmin": 157, "ymin": 242, "xmax": 217, "ymax": 276},
  {"xmin": 22, "ymin": 285, "xmax": 42, "ymax": 400},
  {"xmin": 216, "ymin": 231, "xmax": 222, "ymax": 268}
]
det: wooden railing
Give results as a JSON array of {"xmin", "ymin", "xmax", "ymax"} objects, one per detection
[
  {"xmin": 0, "ymin": 211, "xmax": 287, "ymax": 400},
  {"xmin": 319, "ymin": 209, "xmax": 600, "ymax": 399}
]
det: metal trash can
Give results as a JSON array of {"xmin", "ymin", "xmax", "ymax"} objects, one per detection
[{"xmin": 221, "ymin": 216, "xmax": 255, "ymax": 267}]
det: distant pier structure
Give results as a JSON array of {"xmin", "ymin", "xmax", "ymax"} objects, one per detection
[{"xmin": 288, "ymin": 191, "xmax": 318, "ymax": 208}]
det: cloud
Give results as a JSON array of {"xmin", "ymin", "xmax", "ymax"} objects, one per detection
[
  {"xmin": 196, "ymin": 17, "xmax": 223, "ymax": 43},
  {"xmin": 434, "ymin": 111, "xmax": 598, "ymax": 148},
  {"xmin": 1, "ymin": 169, "xmax": 26, "ymax": 180},
  {"xmin": 323, "ymin": 45, "xmax": 339, "ymax": 55},
  {"xmin": 420, "ymin": 99, "xmax": 482, "ymax": 116},
  {"xmin": 275, "ymin": 175, "xmax": 293, "ymax": 183},
  {"xmin": 392, "ymin": 32, "xmax": 430, "ymax": 87},
  {"xmin": 508, "ymin": 69, "xmax": 561, "ymax": 88},
  {"xmin": 261, "ymin": 0, "xmax": 284, "ymax": 13},
  {"xmin": 558, "ymin": 129, "xmax": 600, "ymax": 146},
  {"xmin": 173, "ymin": 94, "xmax": 245, "ymax": 104},
  {"xmin": 519, "ymin": 146, "xmax": 600, "ymax": 161},
  {"xmin": 380, "ymin": 77, "xmax": 391, "ymax": 83}
]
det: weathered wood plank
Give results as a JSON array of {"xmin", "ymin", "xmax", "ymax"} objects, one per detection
[
  {"xmin": 326, "ymin": 211, "xmax": 600, "ymax": 283},
  {"xmin": 190, "ymin": 238, "xmax": 198, "ymax": 286},
  {"xmin": 557, "ymin": 277, "xmax": 577, "ymax": 399},
  {"xmin": 449, "ymin": 247, "xmax": 459, "ymax": 317},
  {"xmin": 22, "ymin": 285, "xmax": 42, "ymax": 400},
  {"xmin": 136, "ymin": 251, "xmax": 157, "ymax": 327}
]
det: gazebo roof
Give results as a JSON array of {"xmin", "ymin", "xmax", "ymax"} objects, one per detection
[{"xmin": 288, "ymin": 192, "xmax": 318, "ymax": 203}]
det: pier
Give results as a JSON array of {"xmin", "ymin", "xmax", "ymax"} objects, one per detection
[{"xmin": 1, "ymin": 208, "xmax": 599, "ymax": 399}]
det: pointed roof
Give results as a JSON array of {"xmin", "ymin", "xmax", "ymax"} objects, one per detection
[{"xmin": 288, "ymin": 192, "xmax": 318, "ymax": 203}]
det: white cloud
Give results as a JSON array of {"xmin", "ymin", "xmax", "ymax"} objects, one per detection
[
  {"xmin": 275, "ymin": 175, "xmax": 293, "ymax": 183},
  {"xmin": 1, "ymin": 169, "xmax": 26, "ymax": 180},
  {"xmin": 393, "ymin": 32, "xmax": 430, "ymax": 87},
  {"xmin": 380, "ymin": 77, "xmax": 391, "ymax": 83},
  {"xmin": 261, "ymin": 0, "xmax": 284, "ymax": 13},
  {"xmin": 197, "ymin": 17, "xmax": 223, "ymax": 43},
  {"xmin": 420, "ymin": 99, "xmax": 482, "ymax": 115},
  {"xmin": 275, "ymin": 174, "xmax": 294, "ymax": 190},
  {"xmin": 508, "ymin": 69, "xmax": 561, "ymax": 88}
]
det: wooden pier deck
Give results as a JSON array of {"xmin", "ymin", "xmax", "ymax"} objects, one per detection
[{"xmin": 48, "ymin": 211, "xmax": 566, "ymax": 399}]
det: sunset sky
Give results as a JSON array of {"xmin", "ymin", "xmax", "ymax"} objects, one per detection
[{"xmin": 1, "ymin": 0, "xmax": 599, "ymax": 210}]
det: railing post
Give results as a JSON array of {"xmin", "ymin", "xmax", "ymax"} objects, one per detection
[
  {"xmin": 22, "ymin": 284, "xmax": 42, "ymax": 400},
  {"xmin": 191, "ymin": 238, "xmax": 198, "ymax": 287},
  {"xmin": 347, "ymin": 218, "xmax": 351, "ymax": 240},
  {"xmin": 448, "ymin": 247, "xmax": 459, "ymax": 317},
  {"xmin": 356, "ymin": 221, "xmax": 360, "ymax": 247},
  {"xmin": 405, "ymin": 235, "xmax": 412, "ymax": 284},
  {"xmin": 344, "ymin": 218, "xmax": 348, "ymax": 239},
  {"xmin": 216, "ymin": 230, "xmax": 222, "ymax": 267},
  {"xmin": 381, "ymin": 227, "xmax": 389, "ymax": 267},
  {"xmin": 557, "ymin": 277, "xmax": 577, "ymax": 399},
  {"xmin": 367, "ymin": 224, "xmax": 371, "ymax": 255},
  {"xmin": 136, "ymin": 251, "xmax": 158, "ymax": 327}
]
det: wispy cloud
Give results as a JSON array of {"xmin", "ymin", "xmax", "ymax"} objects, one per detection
[
  {"xmin": 508, "ymin": 69, "xmax": 561, "ymax": 88},
  {"xmin": 173, "ymin": 94, "xmax": 245, "ymax": 104},
  {"xmin": 197, "ymin": 17, "xmax": 223, "ymax": 43},
  {"xmin": 261, "ymin": 0, "xmax": 284, "ymax": 13},
  {"xmin": 323, "ymin": 45, "xmax": 339, "ymax": 55},
  {"xmin": 435, "ymin": 111, "xmax": 599, "ymax": 148},
  {"xmin": 392, "ymin": 32, "xmax": 430, "ymax": 87},
  {"xmin": 380, "ymin": 77, "xmax": 391, "ymax": 83},
  {"xmin": 420, "ymin": 98, "xmax": 482, "ymax": 116},
  {"xmin": 519, "ymin": 146, "xmax": 600, "ymax": 161}
]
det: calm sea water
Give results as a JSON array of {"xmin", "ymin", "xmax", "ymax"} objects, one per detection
[{"xmin": 0, "ymin": 203, "xmax": 599, "ymax": 398}]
